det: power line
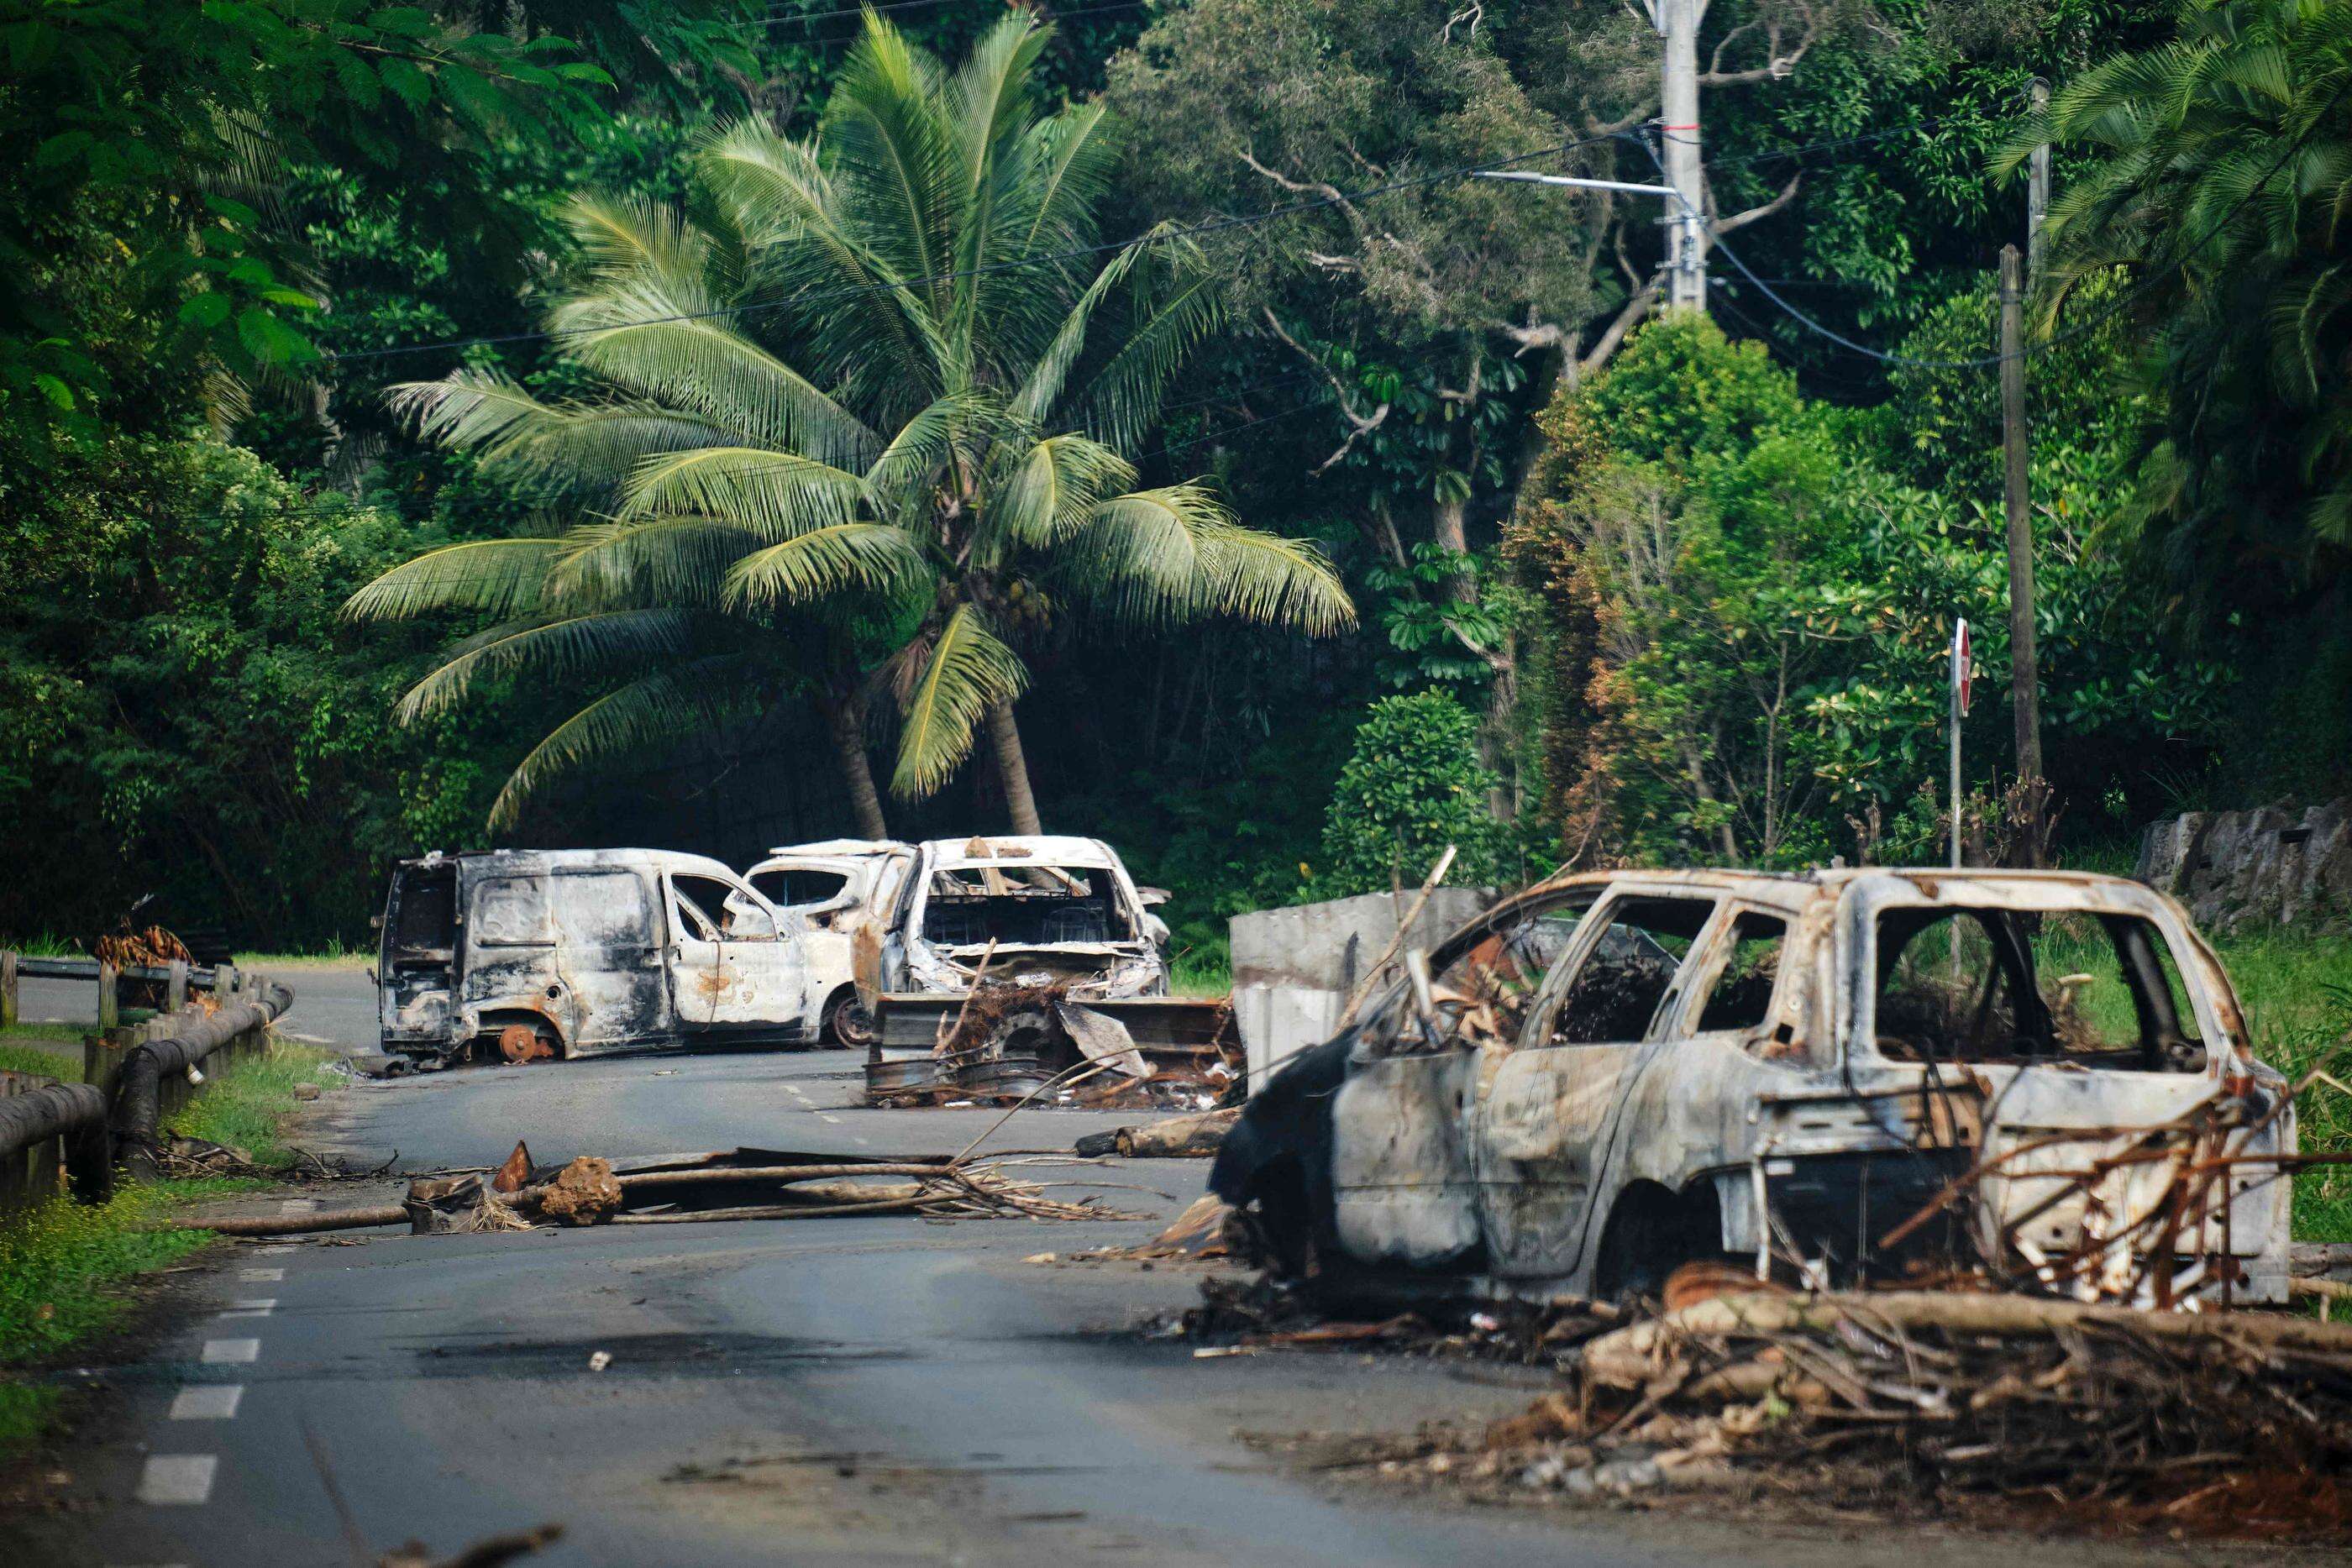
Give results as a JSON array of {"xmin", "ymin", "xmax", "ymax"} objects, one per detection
[
  {"xmin": 1646, "ymin": 114, "xmax": 2344, "ymax": 371},
  {"xmin": 320, "ymin": 136, "xmax": 1602, "ymax": 368}
]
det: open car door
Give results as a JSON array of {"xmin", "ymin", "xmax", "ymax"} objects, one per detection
[{"xmin": 664, "ymin": 871, "xmax": 809, "ymax": 1031}]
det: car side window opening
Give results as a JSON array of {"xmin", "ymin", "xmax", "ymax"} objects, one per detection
[
  {"xmin": 1873, "ymin": 907, "xmax": 2202, "ymax": 1070},
  {"xmin": 672, "ymin": 874, "xmax": 772, "ymax": 941},
  {"xmin": 1548, "ymin": 896, "xmax": 1714, "ymax": 1046},
  {"xmin": 751, "ymin": 868, "xmax": 852, "ymax": 910},
  {"xmin": 1693, "ymin": 912, "xmax": 1788, "ymax": 1036},
  {"xmin": 1405, "ymin": 900, "xmax": 1598, "ymax": 1053},
  {"xmin": 921, "ymin": 863, "xmax": 1131, "ymax": 947}
]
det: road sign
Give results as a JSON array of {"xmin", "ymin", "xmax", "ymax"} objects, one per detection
[{"xmin": 1950, "ymin": 617, "xmax": 1972, "ymax": 717}]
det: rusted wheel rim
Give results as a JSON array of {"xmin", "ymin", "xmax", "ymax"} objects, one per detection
[{"xmin": 497, "ymin": 1023, "xmax": 551, "ymax": 1064}]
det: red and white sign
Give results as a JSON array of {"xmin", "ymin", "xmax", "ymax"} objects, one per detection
[{"xmin": 1950, "ymin": 617, "xmax": 1972, "ymax": 716}]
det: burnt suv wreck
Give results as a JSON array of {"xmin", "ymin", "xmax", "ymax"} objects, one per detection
[
  {"xmin": 860, "ymin": 836, "xmax": 1239, "ymax": 1103},
  {"xmin": 1212, "ymin": 868, "xmax": 2295, "ymax": 1308},
  {"xmin": 377, "ymin": 848, "xmax": 824, "ymax": 1068}
]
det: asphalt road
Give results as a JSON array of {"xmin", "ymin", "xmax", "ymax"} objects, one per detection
[{"xmin": 30, "ymin": 969, "xmax": 2208, "ymax": 1568}]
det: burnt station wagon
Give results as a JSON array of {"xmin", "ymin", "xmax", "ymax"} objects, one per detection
[{"xmin": 1212, "ymin": 868, "xmax": 2294, "ymax": 1308}]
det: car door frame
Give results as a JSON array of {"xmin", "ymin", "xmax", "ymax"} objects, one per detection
[
  {"xmin": 1467, "ymin": 882, "xmax": 1728, "ymax": 1282},
  {"xmin": 663, "ymin": 870, "xmax": 808, "ymax": 1033}
]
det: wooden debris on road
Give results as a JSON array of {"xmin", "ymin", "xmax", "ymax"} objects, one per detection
[{"xmin": 185, "ymin": 1143, "xmax": 1148, "ymax": 1237}]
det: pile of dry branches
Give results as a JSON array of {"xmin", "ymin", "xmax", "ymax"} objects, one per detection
[{"xmin": 1321, "ymin": 1287, "xmax": 2352, "ymax": 1539}]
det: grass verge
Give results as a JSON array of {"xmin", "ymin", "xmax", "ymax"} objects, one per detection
[
  {"xmin": 0, "ymin": 1032, "xmax": 334, "ymax": 1454},
  {"xmin": 2206, "ymin": 926, "xmax": 2352, "ymax": 1243}
]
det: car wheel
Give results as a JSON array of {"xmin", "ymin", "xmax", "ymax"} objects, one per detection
[{"xmin": 824, "ymin": 988, "xmax": 876, "ymax": 1049}]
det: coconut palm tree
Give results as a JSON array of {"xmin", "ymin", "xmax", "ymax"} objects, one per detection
[
  {"xmin": 2003, "ymin": 0, "xmax": 2352, "ymax": 608},
  {"xmin": 347, "ymin": 12, "xmax": 1353, "ymax": 834}
]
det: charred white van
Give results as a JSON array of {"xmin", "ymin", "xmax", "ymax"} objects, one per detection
[{"xmin": 375, "ymin": 848, "xmax": 825, "ymax": 1067}]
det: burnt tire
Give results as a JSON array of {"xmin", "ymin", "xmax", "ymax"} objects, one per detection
[{"xmin": 823, "ymin": 988, "xmax": 876, "ymax": 1050}]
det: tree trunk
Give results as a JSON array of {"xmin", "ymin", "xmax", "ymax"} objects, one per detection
[
  {"xmin": 1433, "ymin": 492, "xmax": 1473, "ymax": 603},
  {"xmin": 822, "ymin": 690, "xmax": 889, "ymax": 841},
  {"xmin": 984, "ymin": 698, "xmax": 1043, "ymax": 835}
]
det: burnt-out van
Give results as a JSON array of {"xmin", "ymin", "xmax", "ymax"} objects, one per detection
[{"xmin": 375, "ymin": 848, "xmax": 824, "ymax": 1067}]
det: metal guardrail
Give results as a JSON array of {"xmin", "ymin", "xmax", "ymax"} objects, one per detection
[
  {"xmin": 0, "ymin": 949, "xmax": 238, "ymax": 1032},
  {"xmin": 0, "ymin": 953, "xmax": 289, "ymax": 1212}
]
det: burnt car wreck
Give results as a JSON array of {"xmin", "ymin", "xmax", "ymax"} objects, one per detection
[
  {"xmin": 861, "ymin": 836, "xmax": 1238, "ymax": 1104},
  {"xmin": 1213, "ymin": 868, "xmax": 2298, "ymax": 1309},
  {"xmin": 376, "ymin": 848, "xmax": 827, "ymax": 1068}
]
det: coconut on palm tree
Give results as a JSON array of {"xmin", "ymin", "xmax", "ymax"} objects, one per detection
[{"xmin": 346, "ymin": 11, "xmax": 1353, "ymax": 834}]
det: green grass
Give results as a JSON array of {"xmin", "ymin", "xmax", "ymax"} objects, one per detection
[
  {"xmin": 0, "ymin": 1022, "xmax": 88, "ymax": 1080},
  {"xmin": 0, "ymin": 1031, "xmax": 335, "ymax": 1454},
  {"xmin": 230, "ymin": 944, "xmax": 370, "ymax": 969},
  {"xmin": 0, "ymin": 1177, "xmax": 251, "ymax": 1452},
  {"xmin": 2202, "ymin": 926, "xmax": 2352, "ymax": 1243},
  {"xmin": 1170, "ymin": 949, "xmax": 1232, "ymax": 998},
  {"xmin": 166, "ymin": 1039, "xmax": 337, "ymax": 1167}
]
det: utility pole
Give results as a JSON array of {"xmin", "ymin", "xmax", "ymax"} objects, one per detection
[
  {"xmin": 1999, "ymin": 244, "xmax": 2044, "ymax": 844},
  {"xmin": 2027, "ymin": 78, "xmax": 2050, "ymax": 286},
  {"xmin": 1654, "ymin": 0, "xmax": 1708, "ymax": 312}
]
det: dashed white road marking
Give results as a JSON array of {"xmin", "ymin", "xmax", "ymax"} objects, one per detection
[
  {"xmin": 276, "ymin": 1198, "xmax": 317, "ymax": 1214},
  {"xmin": 818, "ymin": 1114, "xmax": 842, "ymax": 1124},
  {"xmin": 220, "ymin": 1298, "xmax": 276, "ymax": 1319},
  {"xmin": 253, "ymin": 1244, "xmax": 298, "ymax": 1256},
  {"xmin": 169, "ymin": 1385, "xmax": 243, "ymax": 1420},
  {"xmin": 201, "ymin": 1339, "xmax": 260, "ymax": 1365},
  {"xmin": 785, "ymin": 1085, "xmax": 811, "ymax": 1102},
  {"xmin": 136, "ymin": 1455, "xmax": 218, "ymax": 1505},
  {"xmin": 239, "ymin": 1267, "xmax": 283, "ymax": 1282}
]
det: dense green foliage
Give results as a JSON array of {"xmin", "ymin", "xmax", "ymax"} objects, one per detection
[
  {"xmin": 346, "ymin": 14, "xmax": 1351, "ymax": 832},
  {"xmin": 1509, "ymin": 316, "xmax": 2234, "ymax": 865},
  {"xmin": 2, "ymin": 0, "xmax": 2347, "ymax": 954},
  {"xmin": 1317, "ymin": 690, "xmax": 1509, "ymax": 896}
]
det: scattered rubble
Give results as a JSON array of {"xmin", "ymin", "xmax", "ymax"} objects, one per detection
[
  {"xmin": 1159, "ymin": 1264, "xmax": 2352, "ymax": 1542},
  {"xmin": 870, "ymin": 982, "xmax": 1241, "ymax": 1109},
  {"xmin": 192, "ymin": 1145, "xmax": 1147, "ymax": 1238}
]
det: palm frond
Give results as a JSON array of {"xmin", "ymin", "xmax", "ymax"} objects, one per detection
[
  {"xmin": 1071, "ymin": 486, "xmax": 1355, "ymax": 633},
  {"xmin": 619, "ymin": 447, "xmax": 871, "ymax": 538},
  {"xmin": 549, "ymin": 278, "xmax": 880, "ymax": 466},
  {"xmin": 723, "ymin": 522, "xmax": 932, "ymax": 609},
  {"xmin": 388, "ymin": 373, "xmax": 728, "ymax": 485},
  {"xmin": 395, "ymin": 609, "xmax": 696, "ymax": 724},
  {"xmin": 563, "ymin": 194, "xmax": 710, "ymax": 286},
  {"xmin": 993, "ymin": 433, "xmax": 1136, "ymax": 545},
  {"xmin": 547, "ymin": 515, "xmax": 772, "ymax": 604},
  {"xmin": 343, "ymin": 538, "xmax": 562, "ymax": 622},
  {"xmin": 890, "ymin": 605, "xmax": 1027, "ymax": 800},
  {"xmin": 1065, "ymin": 250, "xmax": 1226, "ymax": 453},
  {"xmin": 486, "ymin": 659, "xmax": 759, "ymax": 831},
  {"xmin": 826, "ymin": 14, "xmax": 955, "ymax": 318}
]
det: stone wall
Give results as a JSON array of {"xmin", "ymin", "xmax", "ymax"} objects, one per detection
[{"xmin": 2135, "ymin": 799, "xmax": 2352, "ymax": 931}]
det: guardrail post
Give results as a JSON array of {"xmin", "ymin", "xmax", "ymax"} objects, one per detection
[
  {"xmin": 83, "ymin": 1025, "xmax": 130, "ymax": 1100},
  {"xmin": 96, "ymin": 961, "xmax": 118, "ymax": 1030},
  {"xmin": 1, "ymin": 951, "xmax": 16, "ymax": 1030},
  {"xmin": 165, "ymin": 960, "xmax": 188, "ymax": 1012}
]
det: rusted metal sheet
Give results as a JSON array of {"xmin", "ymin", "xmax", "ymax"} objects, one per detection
[
  {"xmin": 870, "ymin": 990, "xmax": 1236, "ymax": 1106},
  {"xmin": 1212, "ymin": 867, "xmax": 2304, "ymax": 1309}
]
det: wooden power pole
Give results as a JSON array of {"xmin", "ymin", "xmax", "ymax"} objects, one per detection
[{"xmin": 1999, "ymin": 244, "xmax": 2044, "ymax": 831}]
